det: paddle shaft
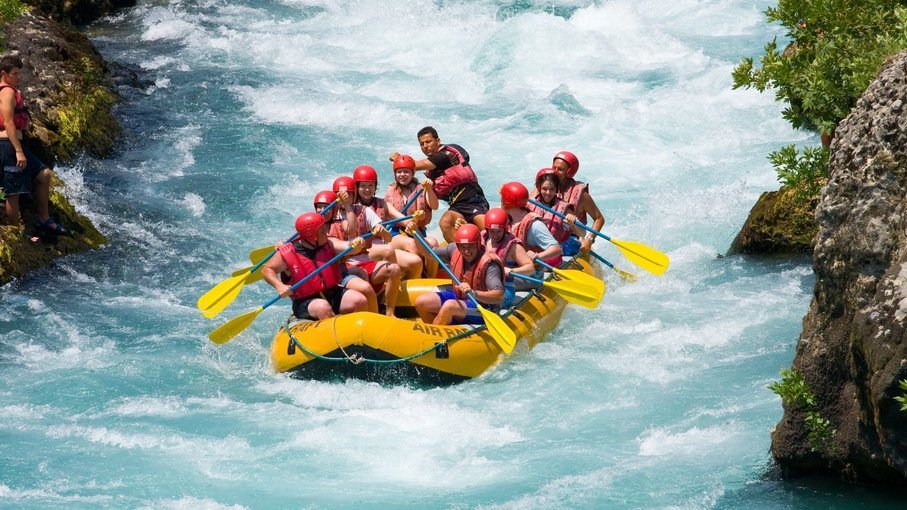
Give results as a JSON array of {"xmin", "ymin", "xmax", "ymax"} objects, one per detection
[
  {"xmin": 528, "ymin": 198, "xmax": 612, "ymax": 241},
  {"xmin": 589, "ymin": 250, "xmax": 616, "ymax": 270}
]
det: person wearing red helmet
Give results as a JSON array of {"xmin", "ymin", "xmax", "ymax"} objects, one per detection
[
  {"xmin": 413, "ymin": 223, "xmax": 504, "ymax": 325},
  {"xmin": 548, "ymin": 150, "xmax": 605, "ymax": 255},
  {"xmin": 328, "ymin": 175, "xmax": 403, "ymax": 317},
  {"xmin": 481, "ymin": 207, "xmax": 534, "ymax": 308},
  {"xmin": 261, "ymin": 212, "xmax": 370, "ymax": 321},
  {"xmin": 384, "ymin": 154, "xmax": 441, "ymax": 278},
  {"xmin": 388, "ymin": 126, "xmax": 489, "ymax": 243},
  {"xmin": 529, "ymin": 168, "xmax": 585, "ymax": 254},
  {"xmin": 501, "ymin": 181, "xmax": 563, "ymax": 267}
]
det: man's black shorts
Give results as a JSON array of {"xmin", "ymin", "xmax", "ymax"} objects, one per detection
[
  {"xmin": 291, "ymin": 286, "xmax": 349, "ymax": 320},
  {"xmin": 447, "ymin": 184, "xmax": 489, "ymax": 222},
  {"xmin": 1, "ymin": 139, "xmax": 46, "ymax": 196}
]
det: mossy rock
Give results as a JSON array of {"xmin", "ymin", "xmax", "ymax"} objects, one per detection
[
  {"xmin": 727, "ymin": 183, "xmax": 822, "ymax": 255},
  {"xmin": 0, "ymin": 175, "xmax": 106, "ymax": 285}
]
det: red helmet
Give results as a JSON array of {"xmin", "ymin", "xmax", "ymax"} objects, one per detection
[
  {"xmin": 484, "ymin": 208, "xmax": 509, "ymax": 230},
  {"xmin": 500, "ymin": 181, "xmax": 529, "ymax": 209},
  {"xmin": 553, "ymin": 151, "xmax": 579, "ymax": 178},
  {"xmin": 353, "ymin": 165, "xmax": 378, "ymax": 183},
  {"xmin": 455, "ymin": 223, "xmax": 481, "ymax": 245},
  {"xmin": 535, "ymin": 167, "xmax": 557, "ymax": 188},
  {"xmin": 313, "ymin": 190, "xmax": 336, "ymax": 207},
  {"xmin": 393, "ymin": 154, "xmax": 416, "ymax": 172},
  {"xmin": 295, "ymin": 212, "xmax": 325, "ymax": 242},
  {"xmin": 332, "ymin": 176, "xmax": 355, "ymax": 193}
]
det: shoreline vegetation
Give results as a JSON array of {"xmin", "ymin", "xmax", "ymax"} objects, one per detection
[
  {"xmin": 728, "ymin": 0, "xmax": 907, "ymax": 255},
  {"xmin": 0, "ymin": 0, "xmax": 133, "ymax": 285}
]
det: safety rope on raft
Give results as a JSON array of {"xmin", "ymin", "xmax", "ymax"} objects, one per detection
[{"xmin": 281, "ymin": 255, "xmax": 589, "ymax": 365}]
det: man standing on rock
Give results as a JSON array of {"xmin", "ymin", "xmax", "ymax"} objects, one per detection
[
  {"xmin": 1, "ymin": 54, "xmax": 67, "ymax": 237},
  {"xmin": 389, "ymin": 126, "xmax": 489, "ymax": 243}
]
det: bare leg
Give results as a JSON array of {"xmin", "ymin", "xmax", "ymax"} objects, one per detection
[
  {"xmin": 371, "ymin": 262, "xmax": 402, "ymax": 317},
  {"xmin": 4, "ymin": 194, "xmax": 20, "ymax": 226},
  {"xmin": 471, "ymin": 213, "xmax": 486, "ymax": 230},
  {"xmin": 394, "ymin": 249, "xmax": 423, "ymax": 280},
  {"xmin": 439, "ymin": 210, "xmax": 465, "ymax": 243},
  {"xmin": 434, "ymin": 299, "xmax": 468, "ymax": 325},
  {"xmin": 343, "ymin": 272, "xmax": 378, "ymax": 313},
  {"xmin": 307, "ymin": 299, "xmax": 335, "ymax": 320},
  {"xmin": 414, "ymin": 293, "xmax": 441, "ymax": 323},
  {"xmin": 34, "ymin": 168, "xmax": 51, "ymax": 221},
  {"xmin": 339, "ymin": 289, "xmax": 369, "ymax": 314}
]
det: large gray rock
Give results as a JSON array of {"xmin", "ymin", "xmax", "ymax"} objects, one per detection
[{"xmin": 771, "ymin": 51, "xmax": 907, "ymax": 484}]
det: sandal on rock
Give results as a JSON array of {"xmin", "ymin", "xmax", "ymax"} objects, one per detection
[{"xmin": 34, "ymin": 218, "xmax": 69, "ymax": 236}]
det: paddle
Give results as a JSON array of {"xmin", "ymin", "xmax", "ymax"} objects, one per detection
[
  {"xmin": 197, "ymin": 201, "xmax": 339, "ymax": 319},
  {"xmin": 509, "ymin": 272, "xmax": 603, "ymax": 309},
  {"xmin": 528, "ymin": 198, "xmax": 669, "ymax": 275},
  {"xmin": 411, "ymin": 231, "xmax": 517, "ymax": 354},
  {"xmin": 588, "ymin": 250, "xmax": 637, "ymax": 283},
  {"xmin": 534, "ymin": 258, "xmax": 606, "ymax": 297},
  {"xmin": 208, "ymin": 214, "xmax": 416, "ymax": 344}
]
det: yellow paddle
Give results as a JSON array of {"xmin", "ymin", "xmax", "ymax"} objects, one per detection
[
  {"xmin": 589, "ymin": 251, "xmax": 637, "ymax": 283},
  {"xmin": 528, "ymin": 198, "xmax": 669, "ymax": 275},
  {"xmin": 412, "ymin": 232, "xmax": 517, "ymax": 354},
  {"xmin": 198, "ymin": 201, "xmax": 340, "ymax": 318},
  {"xmin": 208, "ymin": 215, "xmax": 417, "ymax": 344},
  {"xmin": 534, "ymin": 258, "xmax": 606, "ymax": 296},
  {"xmin": 510, "ymin": 272, "xmax": 603, "ymax": 309}
]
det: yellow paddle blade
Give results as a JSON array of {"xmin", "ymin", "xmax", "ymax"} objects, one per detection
[
  {"xmin": 611, "ymin": 239, "xmax": 670, "ymax": 275},
  {"xmin": 208, "ymin": 306, "xmax": 264, "ymax": 344},
  {"xmin": 551, "ymin": 267, "xmax": 606, "ymax": 295},
  {"xmin": 477, "ymin": 304, "xmax": 517, "ymax": 354},
  {"xmin": 543, "ymin": 279, "xmax": 604, "ymax": 309},
  {"xmin": 232, "ymin": 265, "xmax": 264, "ymax": 284},
  {"xmin": 249, "ymin": 245, "xmax": 275, "ymax": 264},
  {"xmin": 198, "ymin": 273, "xmax": 248, "ymax": 318}
]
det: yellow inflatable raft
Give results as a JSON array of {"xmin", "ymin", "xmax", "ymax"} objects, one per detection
[{"xmin": 270, "ymin": 258, "xmax": 599, "ymax": 384}]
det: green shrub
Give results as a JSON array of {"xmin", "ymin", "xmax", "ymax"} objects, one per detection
[
  {"xmin": 770, "ymin": 368, "xmax": 837, "ymax": 453},
  {"xmin": 896, "ymin": 379, "xmax": 907, "ymax": 412},
  {"xmin": 769, "ymin": 144, "xmax": 829, "ymax": 200},
  {"xmin": 0, "ymin": 0, "xmax": 26, "ymax": 24},
  {"xmin": 733, "ymin": 1, "xmax": 907, "ymax": 202}
]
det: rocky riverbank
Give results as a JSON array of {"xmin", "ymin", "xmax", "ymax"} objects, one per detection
[
  {"xmin": 0, "ymin": 1, "xmax": 130, "ymax": 285},
  {"xmin": 769, "ymin": 50, "xmax": 907, "ymax": 485}
]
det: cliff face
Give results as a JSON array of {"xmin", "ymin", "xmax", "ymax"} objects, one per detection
[
  {"xmin": 771, "ymin": 50, "xmax": 907, "ymax": 485},
  {"xmin": 1, "ymin": 6, "xmax": 125, "ymax": 285}
]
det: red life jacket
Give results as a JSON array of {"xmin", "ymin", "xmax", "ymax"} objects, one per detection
[
  {"xmin": 512, "ymin": 210, "xmax": 562, "ymax": 268},
  {"xmin": 385, "ymin": 183, "xmax": 432, "ymax": 227},
  {"xmin": 450, "ymin": 247, "xmax": 503, "ymax": 300},
  {"xmin": 0, "ymin": 84, "xmax": 30, "ymax": 131},
  {"xmin": 359, "ymin": 197, "xmax": 388, "ymax": 221},
  {"xmin": 278, "ymin": 241, "xmax": 342, "ymax": 300},
  {"xmin": 328, "ymin": 204, "xmax": 375, "ymax": 249},
  {"xmin": 528, "ymin": 196, "xmax": 573, "ymax": 243},
  {"xmin": 560, "ymin": 179, "xmax": 590, "ymax": 224},
  {"xmin": 480, "ymin": 230, "xmax": 522, "ymax": 265},
  {"xmin": 430, "ymin": 144, "xmax": 479, "ymax": 200}
]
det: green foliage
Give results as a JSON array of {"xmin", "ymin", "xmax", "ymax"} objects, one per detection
[
  {"xmin": 0, "ymin": 187, "xmax": 5, "ymax": 201},
  {"xmin": 770, "ymin": 368, "xmax": 837, "ymax": 453},
  {"xmin": 734, "ymin": 0, "xmax": 907, "ymax": 134},
  {"xmin": 896, "ymin": 379, "xmax": 907, "ymax": 412},
  {"xmin": 768, "ymin": 144, "xmax": 829, "ymax": 199},
  {"xmin": 734, "ymin": 1, "xmax": 907, "ymax": 203},
  {"xmin": 0, "ymin": 0, "xmax": 26, "ymax": 24},
  {"xmin": 769, "ymin": 368, "xmax": 816, "ymax": 408}
]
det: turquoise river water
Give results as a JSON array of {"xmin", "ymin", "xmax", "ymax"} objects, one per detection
[{"xmin": 1, "ymin": 0, "xmax": 904, "ymax": 508}]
